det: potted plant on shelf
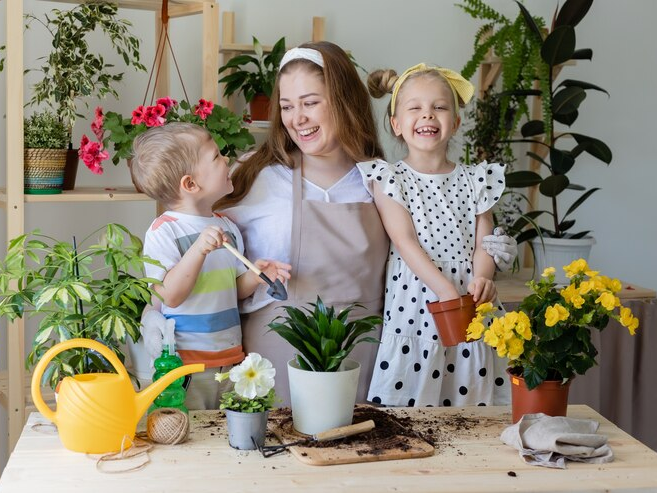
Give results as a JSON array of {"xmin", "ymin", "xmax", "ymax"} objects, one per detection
[
  {"xmin": 79, "ymin": 97, "xmax": 255, "ymax": 178},
  {"xmin": 216, "ymin": 353, "xmax": 277, "ymax": 450},
  {"xmin": 466, "ymin": 258, "xmax": 639, "ymax": 423},
  {"xmin": 218, "ymin": 36, "xmax": 286, "ymax": 121},
  {"xmin": 25, "ymin": 2, "xmax": 145, "ymax": 189},
  {"xmin": 0, "ymin": 223, "xmax": 162, "ymax": 390},
  {"xmin": 268, "ymin": 297, "xmax": 381, "ymax": 434},
  {"xmin": 23, "ymin": 110, "xmax": 69, "ymax": 194}
]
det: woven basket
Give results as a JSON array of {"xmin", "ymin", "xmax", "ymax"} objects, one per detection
[{"xmin": 24, "ymin": 148, "xmax": 68, "ymax": 194}]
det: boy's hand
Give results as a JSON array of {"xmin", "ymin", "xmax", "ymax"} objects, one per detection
[
  {"xmin": 254, "ymin": 259, "xmax": 292, "ymax": 285},
  {"xmin": 468, "ymin": 277, "xmax": 497, "ymax": 305},
  {"xmin": 195, "ymin": 226, "xmax": 228, "ymax": 256}
]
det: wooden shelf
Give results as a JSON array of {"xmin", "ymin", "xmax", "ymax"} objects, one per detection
[
  {"xmin": 0, "ymin": 371, "xmax": 55, "ymax": 412},
  {"xmin": 0, "ymin": 187, "xmax": 152, "ymax": 204}
]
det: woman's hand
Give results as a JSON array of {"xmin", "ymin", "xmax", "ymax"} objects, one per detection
[{"xmin": 467, "ymin": 277, "xmax": 497, "ymax": 305}]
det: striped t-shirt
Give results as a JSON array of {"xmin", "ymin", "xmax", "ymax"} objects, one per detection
[{"xmin": 143, "ymin": 211, "xmax": 248, "ymax": 368}]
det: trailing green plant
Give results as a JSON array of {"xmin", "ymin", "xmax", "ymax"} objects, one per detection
[
  {"xmin": 268, "ymin": 296, "xmax": 381, "ymax": 372},
  {"xmin": 0, "ymin": 44, "xmax": 5, "ymax": 72},
  {"xmin": 25, "ymin": 2, "xmax": 146, "ymax": 144},
  {"xmin": 0, "ymin": 223, "xmax": 162, "ymax": 390},
  {"xmin": 457, "ymin": 0, "xmax": 548, "ymax": 138},
  {"xmin": 24, "ymin": 111, "xmax": 69, "ymax": 149},
  {"xmin": 218, "ymin": 36, "xmax": 286, "ymax": 102},
  {"xmin": 508, "ymin": 0, "xmax": 612, "ymax": 239}
]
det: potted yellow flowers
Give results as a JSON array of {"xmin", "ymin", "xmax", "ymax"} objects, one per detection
[
  {"xmin": 466, "ymin": 259, "xmax": 639, "ymax": 422},
  {"xmin": 216, "ymin": 353, "xmax": 276, "ymax": 450}
]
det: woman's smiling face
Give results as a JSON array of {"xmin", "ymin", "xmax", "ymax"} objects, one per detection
[{"xmin": 278, "ymin": 67, "xmax": 341, "ymax": 158}]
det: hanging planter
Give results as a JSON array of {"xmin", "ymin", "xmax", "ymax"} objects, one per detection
[{"xmin": 426, "ymin": 294, "xmax": 476, "ymax": 346}]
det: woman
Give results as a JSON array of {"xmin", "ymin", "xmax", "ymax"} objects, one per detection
[{"xmin": 218, "ymin": 41, "xmax": 515, "ymax": 405}]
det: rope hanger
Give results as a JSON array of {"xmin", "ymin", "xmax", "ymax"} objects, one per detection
[{"xmin": 142, "ymin": 0, "xmax": 191, "ymax": 105}]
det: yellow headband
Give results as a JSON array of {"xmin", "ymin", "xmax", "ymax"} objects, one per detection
[{"xmin": 390, "ymin": 63, "xmax": 475, "ymax": 115}]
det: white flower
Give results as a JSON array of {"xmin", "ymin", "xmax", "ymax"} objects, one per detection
[{"xmin": 228, "ymin": 353, "xmax": 275, "ymax": 399}]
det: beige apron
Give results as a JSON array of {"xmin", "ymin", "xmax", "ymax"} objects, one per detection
[{"xmin": 241, "ymin": 164, "xmax": 389, "ymax": 405}]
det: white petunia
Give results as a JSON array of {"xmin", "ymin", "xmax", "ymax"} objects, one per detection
[{"xmin": 229, "ymin": 353, "xmax": 276, "ymax": 399}]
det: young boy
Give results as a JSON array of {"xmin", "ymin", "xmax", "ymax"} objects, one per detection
[{"xmin": 131, "ymin": 122, "xmax": 291, "ymax": 409}]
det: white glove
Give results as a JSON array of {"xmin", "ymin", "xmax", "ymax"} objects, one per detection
[
  {"xmin": 140, "ymin": 310, "xmax": 167, "ymax": 362},
  {"xmin": 482, "ymin": 227, "xmax": 518, "ymax": 272}
]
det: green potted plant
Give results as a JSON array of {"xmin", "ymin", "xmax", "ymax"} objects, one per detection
[
  {"xmin": 215, "ymin": 353, "xmax": 277, "ymax": 450},
  {"xmin": 506, "ymin": 0, "xmax": 612, "ymax": 282},
  {"xmin": 23, "ymin": 110, "xmax": 70, "ymax": 194},
  {"xmin": 0, "ymin": 223, "xmax": 162, "ymax": 390},
  {"xmin": 268, "ymin": 296, "xmax": 381, "ymax": 434},
  {"xmin": 79, "ymin": 97, "xmax": 255, "ymax": 177},
  {"xmin": 218, "ymin": 36, "xmax": 286, "ymax": 121},
  {"xmin": 25, "ymin": 2, "xmax": 146, "ymax": 187},
  {"xmin": 466, "ymin": 258, "xmax": 639, "ymax": 422}
]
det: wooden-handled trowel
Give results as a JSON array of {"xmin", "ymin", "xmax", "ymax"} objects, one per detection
[{"xmin": 222, "ymin": 242, "xmax": 288, "ymax": 300}]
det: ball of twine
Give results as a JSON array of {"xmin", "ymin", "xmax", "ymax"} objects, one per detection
[{"xmin": 147, "ymin": 408, "xmax": 189, "ymax": 445}]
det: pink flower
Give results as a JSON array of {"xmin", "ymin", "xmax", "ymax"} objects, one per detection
[
  {"xmin": 144, "ymin": 104, "xmax": 167, "ymax": 127},
  {"xmin": 78, "ymin": 134, "xmax": 109, "ymax": 175},
  {"xmin": 91, "ymin": 107, "xmax": 105, "ymax": 141},
  {"xmin": 132, "ymin": 105, "xmax": 147, "ymax": 125},
  {"xmin": 156, "ymin": 97, "xmax": 177, "ymax": 111},
  {"xmin": 194, "ymin": 99, "xmax": 214, "ymax": 120}
]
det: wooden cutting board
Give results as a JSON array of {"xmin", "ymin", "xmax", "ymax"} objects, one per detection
[{"xmin": 268, "ymin": 405, "xmax": 435, "ymax": 466}]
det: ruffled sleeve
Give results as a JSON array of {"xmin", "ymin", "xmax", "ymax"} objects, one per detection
[
  {"xmin": 356, "ymin": 159, "xmax": 406, "ymax": 208},
  {"xmin": 467, "ymin": 160, "xmax": 507, "ymax": 214}
]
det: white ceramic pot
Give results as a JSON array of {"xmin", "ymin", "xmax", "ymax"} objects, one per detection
[
  {"xmin": 225, "ymin": 409, "xmax": 269, "ymax": 450},
  {"xmin": 287, "ymin": 358, "xmax": 360, "ymax": 435},
  {"xmin": 531, "ymin": 236, "xmax": 596, "ymax": 284}
]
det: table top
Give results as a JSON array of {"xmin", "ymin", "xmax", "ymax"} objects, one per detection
[
  {"xmin": 496, "ymin": 269, "xmax": 656, "ymax": 303},
  {"xmin": 1, "ymin": 405, "xmax": 656, "ymax": 492}
]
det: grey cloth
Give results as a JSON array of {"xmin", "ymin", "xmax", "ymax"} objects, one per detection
[{"xmin": 500, "ymin": 413, "xmax": 614, "ymax": 469}]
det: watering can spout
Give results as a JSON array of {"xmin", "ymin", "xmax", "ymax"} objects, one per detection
[{"xmin": 135, "ymin": 363, "xmax": 205, "ymax": 417}]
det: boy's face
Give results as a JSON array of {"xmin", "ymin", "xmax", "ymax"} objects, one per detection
[{"xmin": 193, "ymin": 136, "xmax": 233, "ymax": 201}]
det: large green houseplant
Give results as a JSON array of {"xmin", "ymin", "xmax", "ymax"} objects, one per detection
[
  {"xmin": 25, "ymin": 2, "xmax": 145, "ymax": 144},
  {"xmin": 218, "ymin": 36, "xmax": 286, "ymax": 120},
  {"xmin": 0, "ymin": 223, "xmax": 161, "ymax": 390}
]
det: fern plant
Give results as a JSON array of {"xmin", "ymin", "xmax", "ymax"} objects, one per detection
[{"xmin": 267, "ymin": 297, "xmax": 381, "ymax": 372}]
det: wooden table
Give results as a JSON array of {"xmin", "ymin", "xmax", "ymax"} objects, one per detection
[{"xmin": 1, "ymin": 406, "xmax": 656, "ymax": 492}]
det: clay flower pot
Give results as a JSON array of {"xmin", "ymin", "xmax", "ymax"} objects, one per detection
[
  {"xmin": 426, "ymin": 294, "xmax": 476, "ymax": 346},
  {"xmin": 507, "ymin": 369, "xmax": 572, "ymax": 423},
  {"xmin": 249, "ymin": 94, "xmax": 271, "ymax": 121}
]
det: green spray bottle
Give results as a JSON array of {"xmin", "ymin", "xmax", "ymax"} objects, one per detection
[{"xmin": 148, "ymin": 318, "xmax": 188, "ymax": 413}]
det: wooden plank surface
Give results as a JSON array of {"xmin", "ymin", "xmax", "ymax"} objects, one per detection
[
  {"xmin": 496, "ymin": 269, "xmax": 656, "ymax": 303},
  {"xmin": 1, "ymin": 406, "xmax": 656, "ymax": 492}
]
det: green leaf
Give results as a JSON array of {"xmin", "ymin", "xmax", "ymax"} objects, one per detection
[
  {"xmin": 563, "ymin": 188, "xmax": 600, "ymax": 220},
  {"xmin": 550, "ymin": 148, "xmax": 575, "ymax": 175},
  {"xmin": 554, "ymin": 0, "xmax": 594, "ymax": 28},
  {"xmin": 552, "ymin": 86, "xmax": 586, "ymax": 116},
  {"xmin": 520, "ymin": 120, "xmax": 544, "ymax": 137},
  {"xmin": 570, "ymin": 48, "xmax": 593, "ymax": 60},
  {"xmin": 539, "ymin": 174, "xmax": 569, "ymax": 197},
  {"xmin": 505, "ymin": 170, "xmax": 543, "ymax": 188},
  {"xmin": 570, "ymin": 134, "xmax": 613, "ymax": 163},
  {"xmin": 541, "ymin": 25, "xmax": 576, "ymax": 66},
  {"xmin": 515, "ymin": 1, "xmax": 544, "ymax": 42},
  {"xmin": 557, "ymin": 79, "xmax": 609, "ymax": 96}
]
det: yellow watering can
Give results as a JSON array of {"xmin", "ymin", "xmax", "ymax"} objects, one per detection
[{"xmin": 31, "ymin": 338, "xmax": 204, "ymax": 454}]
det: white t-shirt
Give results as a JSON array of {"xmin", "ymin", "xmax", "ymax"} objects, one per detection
[{"xmin": 222, "ymin": 164, "xmax": 372, "ymax": 313}]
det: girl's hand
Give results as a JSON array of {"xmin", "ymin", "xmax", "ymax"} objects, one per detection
[
  {"xmin": 254, "ymin": 259, "xmax": 292, "ymax": 285},
  {"xmin": 468, "ymin": 277, "xmax": 497, "ymax": 305},
  {"xmin": 195, "ymin": 226, "xmax": 227, "ymax": 256},
  {"xmin": 437, "ymin": 286, "xmax": 460, "ymax": 303}
]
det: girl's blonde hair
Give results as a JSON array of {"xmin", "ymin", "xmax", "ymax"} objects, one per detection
[
  {"xmin": 217, "ymin": 41, "xmax": 383, "ymax": 209},
  {"xmin": 130, "ymin": 122, "xmax": 211, "ymax": 207}
]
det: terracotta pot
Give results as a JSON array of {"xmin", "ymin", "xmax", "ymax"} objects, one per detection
[
  {"xmin": 426, "ymin": 294, "xmax": 475, "ymax": 346},
  {"xmin": 62, "ymin": 148, "xmax": 79, "ymax": 190},
  {"xmin": 508, "ymin": 369, "xmax": 571, "ymax": 423},
  {"xmin": 249, "ymin": 94, "xmax": 270, "ymax": 121}
]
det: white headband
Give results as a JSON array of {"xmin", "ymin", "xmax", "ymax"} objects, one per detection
[{"xmin": 280, "ymin": 47, "xmax": 324, "ymax": 69}]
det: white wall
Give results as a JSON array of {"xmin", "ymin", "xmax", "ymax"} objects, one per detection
[{"xmin": 1, "ymin": 0, "xmax": 655, "ymax": 472}]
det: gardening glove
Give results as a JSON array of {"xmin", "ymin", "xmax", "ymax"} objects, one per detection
[
  {"xmin": 140, "ymin": 310, "xmax": 167, "ymax": 363},
  {"xmin": 500, "ymin": 413, "xmax": 613, "ymax": 469},
  {"xmin": 482, "ymin": 227, "xmax": 517, "ymax": 272}
]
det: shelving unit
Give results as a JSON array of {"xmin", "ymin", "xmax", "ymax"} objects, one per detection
[{"xmin": 1, "ymin": 0, "xmax": 219, "ymax": 454}]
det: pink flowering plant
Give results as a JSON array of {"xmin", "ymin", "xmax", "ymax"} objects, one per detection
[
  {"xmin": 466, "ymin": 259, "xmax": 640, "ymax": 390},
  {"xmin": 79, "ymin": 97, "xmax": 255, "ymax": 174}
]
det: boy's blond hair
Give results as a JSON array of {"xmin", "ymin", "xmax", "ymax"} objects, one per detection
[{"xmin": 130, "ymin": 122, "xmax": 212, "ymax": 206}]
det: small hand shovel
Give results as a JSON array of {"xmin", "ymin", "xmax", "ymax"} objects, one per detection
[
  {"xmin": 256, "ymin": 420, "xmax": 376, "ymax": 458},
  {"xmin": 222, "ymin": 242, "xmax": 288, "ymax": 300}
]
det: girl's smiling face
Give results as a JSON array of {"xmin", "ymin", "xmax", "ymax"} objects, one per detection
[
  {"xmin": 390, "ymin": 74, "xmax": 460, "ymax": 156},
  {"xmin": 278, "ymin": 67, "xmax": 341, "ymax": 158}
]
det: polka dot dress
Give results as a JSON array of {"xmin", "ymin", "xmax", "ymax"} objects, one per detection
[{"xmin": 357, "ymin": 159, "xmax": 511, "ymax": 407}]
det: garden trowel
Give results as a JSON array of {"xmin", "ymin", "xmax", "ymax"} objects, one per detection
[{"xmin": 222, "ymin": 242, "xmax": 288, "ymax": 300}]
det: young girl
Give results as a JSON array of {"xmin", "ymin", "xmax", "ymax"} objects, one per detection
[{"xmin": 359, "ymin": 63, "xmax": 509, "ymax": 407}]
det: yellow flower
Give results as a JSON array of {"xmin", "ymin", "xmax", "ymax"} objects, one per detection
[
  {"xmin": 584, "ymin": 270, "xmax": 599, "ymax": 278},
  {"xmin": 541, "ymin": 267, "xmax": 556, "ymax": 277},
  {"xmin": 475, "ymin": 302, "xmax": 495, "ymax": 315},
  {"xmin": 466, "ymin": 320, "xmax": 485, "ymax": 341},
  {"xmin": 604, "ymin": 276, "xmax": 622, "ymax": 293},
  {"xmin": 515, "ymin": 311, "xmax": 532, "ymax": 340},
  {"xmin": 545, "ymin": 304, "xmax": 569, "ymax": 327},
  {"xmin": 619, "ymin": 306, "xmax": 639, "ymax": 335},
  {"xmin": 495, "ymin": 338, "xmax": 508, "ymax": 358},
  {"xmin": 560, "ymin": 284, "xmax": 584, "ymax": 309},
  {"xmin": 595, "ymin": 291, "xmax": 619, "ymax": 311},
  {"xmin": 564, "ymin": 258, "xmax": 589, "ymax": 278},
  {"xmin": 578, "ymin": 280, "xmax": 595, "ymax": 295},
  {"xmin": 506, "ymin": 337, "xmax": 525, "ymax": 360}
]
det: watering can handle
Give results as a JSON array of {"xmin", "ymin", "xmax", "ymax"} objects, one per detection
[{"xmin": 31, "ymin": 338, "xmax": 131, "ymax": 423}]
